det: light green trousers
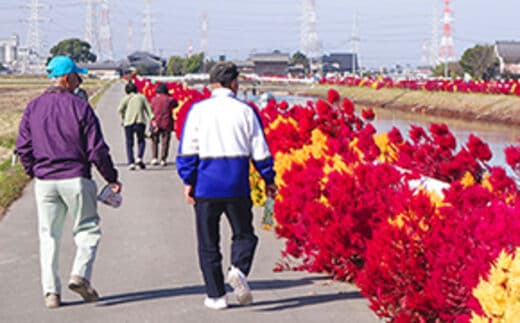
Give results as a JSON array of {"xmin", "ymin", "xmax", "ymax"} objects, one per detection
[{"xmin": 34, "ymin": 177, "xmax": 100, "ymax": 295}]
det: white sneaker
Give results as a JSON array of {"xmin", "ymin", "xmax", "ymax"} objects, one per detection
[
  {"xmin": 128, "ymin": 164, "xmax": 136, "ymax": 170},
  {"xmin": 160, "ymin": 160, "xmax": 167, "ymax": 167},
  {"xmin": 204, "ymin": 295, "xmax": 228, "ymax": 310},
  {"xmin": 150, "ymin": 158, "xmax": 159, "ymax": 166},
  {"xmin": 227, "ymin": 266, "xmax": 252, "ymax": 305}
]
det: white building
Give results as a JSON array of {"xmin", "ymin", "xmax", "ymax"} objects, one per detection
[{"xmin": 0, "ymin": 34, "xmax": 19, "ymax": 66}]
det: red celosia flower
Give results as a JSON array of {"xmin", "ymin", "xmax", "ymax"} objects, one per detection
[
  {"xmin": 361, "ymin": 108, "xmax": 375, "ymax": 121},
  {"xmin": 342, "ymin": 98, "xmax": 355, "ymax": 115},
  {"xmin": 327, "ymin": 88, "xmax": 340, "ymax": 104},
  {"xmin": 466, "ymin": 134, "xmax": 492, "ymax": 161},
  {"xmin": 388, "ymin": 127, "xmax": 404, "ymax": 144},
  {"xmin": 505, "ymin": 145, "xmax": 520, "ymax": 173}
]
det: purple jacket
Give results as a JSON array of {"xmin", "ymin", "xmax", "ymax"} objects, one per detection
[{"xmin": 16, "ymin": 87, "xmax": 118, "ymax": 183}]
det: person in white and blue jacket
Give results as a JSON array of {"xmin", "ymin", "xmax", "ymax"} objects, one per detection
[{"xmin": 176, "ymin": 62, "xmax": 277, "ymax": 310}]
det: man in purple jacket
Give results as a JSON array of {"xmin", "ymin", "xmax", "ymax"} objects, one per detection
[{"xmin": 15, "ymin": 56, "xmax": 122, "ymax": 309}]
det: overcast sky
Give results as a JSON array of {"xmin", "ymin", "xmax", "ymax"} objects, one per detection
[{"xmin": 0, "ymin": 0, "xmax": 518, "ymax": 68}]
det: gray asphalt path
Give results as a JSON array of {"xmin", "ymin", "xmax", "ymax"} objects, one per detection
[{"xmin": 0, "ymin": 82, "xmax": 379, "ymax": 323}]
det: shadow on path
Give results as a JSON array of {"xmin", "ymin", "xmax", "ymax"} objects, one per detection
[
  {"xmin": 251, "ymin": 291, "xmax": 363, "ymax": 311},
  {"xmin": 96, "ymin": 276, "xmax": 332, "ymax": 307}
]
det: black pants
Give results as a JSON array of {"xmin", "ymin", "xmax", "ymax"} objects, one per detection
[{"xmin": 194, "ymin": 197, "xmax": 258, "ymax": 298}]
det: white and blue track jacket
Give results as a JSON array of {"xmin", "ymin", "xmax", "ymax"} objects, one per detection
[{"xmin": 176, "ymin": 88, "xmax": 276, "ymax": 199}]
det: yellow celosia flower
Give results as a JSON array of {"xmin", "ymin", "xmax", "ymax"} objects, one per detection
[
  {"xmin": 471, "ymin": 249, "xmax": 520, "ymax": 322},
  {"xmin": 460, "ymin": 171, "xmax": 476, "ymax": 188}
]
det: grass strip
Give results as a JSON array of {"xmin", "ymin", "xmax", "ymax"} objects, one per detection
[{"xmin": 0, "ymin": 160, "xmax": 30, "ymax": 220}]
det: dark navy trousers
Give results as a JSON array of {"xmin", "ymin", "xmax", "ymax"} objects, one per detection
[
  {"xmin": 194, "ymin": 197, "xmax": 258, "ymax": 298},
  {"xmin": 124, "ymin": 123, "xmax": 146, "ymax": 164}
]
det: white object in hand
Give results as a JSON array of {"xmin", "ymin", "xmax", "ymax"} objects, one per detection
[{"xmin": 97, "ymin": 185, "xmax": 122, "ymax": 208}]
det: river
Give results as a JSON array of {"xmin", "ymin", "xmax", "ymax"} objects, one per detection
[{"xmin": 246, "ymin": 93, "xmax": 520, "ymax": 173}]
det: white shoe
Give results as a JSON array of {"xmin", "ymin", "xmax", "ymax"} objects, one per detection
[
  {"xmin": 150, "ymin": 158, "xmax": 159, "ymax": 166},
  {"xmin": 128, "ymin": 163, "xmax": 136, "ymax": 170},
  {"xmin": 160, "ymin": 160, "xmax": 167, "ymax": 167},
  {"xmin": 204, "ymin": 295, "xmax": 228, "ymax": 310},
  {"xmin": 227, "ymin": 266, "xmax": 252, "ymax": 305}
]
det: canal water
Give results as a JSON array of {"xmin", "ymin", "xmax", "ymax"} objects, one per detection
[{"xmin": 245, "ymin": 93, "xmax": 520, "ymax": 173}]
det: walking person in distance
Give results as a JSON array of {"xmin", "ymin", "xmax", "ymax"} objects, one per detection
[{"xmin": 118, "ymin": 82, "xmax": 154, "ymax": 170}]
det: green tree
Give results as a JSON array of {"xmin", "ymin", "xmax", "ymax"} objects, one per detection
[
  {"xmin": 48, "ymin": 38, "xmax": 96, "ymax": 63},
  {"xmin": 135, "ymin": 64, "xmax": 153, "ymax": 75},
  {"xmin": 432, "ymin": 61, "xmax": 464, "ymax": 78},
  {"xmin": 459, "ymin": 44, "xmax": 499, "ymax": 79},
  {"xmin": 183, "ymin": 53, "xmax": 204, "ymax": 74},
  {"xmin": 167, "ymin": 55, "xmax": 184, "ymax": 76},
  {"xmin": 291, "ymin": 51, "xmax": 310, "ymax": 73}
]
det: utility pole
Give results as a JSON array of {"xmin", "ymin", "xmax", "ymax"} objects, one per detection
[
  {"xmin": 439, "ymin": 0, "xmax": 454, "ymax": 78},
  {"xmin": 142, "ymin": 0, "xmax": 155, "ymax": 54},
  {"xmin": 200, "ymin": 12, "xmax": 208, "ymax": 57},
  {"xmin": 351, "ymin": 12, "xmax": 360, "ymax": 75}
]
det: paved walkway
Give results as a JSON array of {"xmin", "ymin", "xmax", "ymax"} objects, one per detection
[{"xmin": 0, "ymin": 82, "xmax": 379, "ymax": 323}]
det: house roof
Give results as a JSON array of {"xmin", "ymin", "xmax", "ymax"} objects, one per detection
[
  {"xmin": 78, "ymin": 62, "xmax": 122, "ymax": 70},
  {"xmin": 249, "ymin": 52, "xmax": 290, "ymax": 63},
  {"xmin": 496, "ymin": 41, "xmax": 520, "ymax": 64},
  {"xmin": 322, "ymin": 52, "xmax": 358, "ymax": 71}
]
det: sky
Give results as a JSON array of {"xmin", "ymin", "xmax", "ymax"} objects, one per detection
[{"xmin": 0, "ymin": 0, "xmax": 519, "ymax": 68}]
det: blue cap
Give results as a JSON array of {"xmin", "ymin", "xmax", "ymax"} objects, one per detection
[{"xmin": 46, "ymin": 56, "xmax": 88, "ymax": 78}]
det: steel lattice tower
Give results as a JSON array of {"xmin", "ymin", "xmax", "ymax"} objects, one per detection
[
  {"xmin": 85, "ymin": 0, "xmax": 98, "ymax": 54},
  {"xmin": 141, "ymin": 0, "xmax": 155, "ymax": 53},
  {"xmin": 429, "ymin": 5, "xmax": 440, "ymax": 66},
  {"xmin": 439, "ymin": 0, "xmax": 454, "ymax": 63},
  {"xmin": 98, "ymin": 0, "xmax": 113, "ymax": 61},
  {"xmin": 23, "ymin": 0, "xmax": 47, "ymax": 73},
  {"xmin": 127, "ymin": 21, "xmax": 135, "ymax": 54},
  {"xmin": 26, "ymin": 0, "xmax": 44, "ymax": 57},
  {"xmin": 300, "ymin": 0, "xmax": 321, "ymax": 62}
]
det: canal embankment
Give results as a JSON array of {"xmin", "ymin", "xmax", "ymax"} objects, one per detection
[{"xmin": 256, "ymin": 83, "xmax": 520, "ymax": 127}]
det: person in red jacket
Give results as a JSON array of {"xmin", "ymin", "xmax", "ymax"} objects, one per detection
[{"xmin": 150, "ymin": 83, "xmax": 178, "ymax": 166}]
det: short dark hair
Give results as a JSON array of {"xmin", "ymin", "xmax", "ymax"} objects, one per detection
[
  {"xmin": 209, "ymin": 62, "xmax": 239, "ymax": 86},
  {"xmin": 125, "ymin": 82, "xmax": 137, "ymax": 94},
  {"xmin": 156, "ymin": 83, "xmax": 168, "ymax": 95}
]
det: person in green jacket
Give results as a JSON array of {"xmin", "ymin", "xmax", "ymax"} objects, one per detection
[{"xmin": 118, "ymin": 82, "xmax": 154, "ymax": 170}]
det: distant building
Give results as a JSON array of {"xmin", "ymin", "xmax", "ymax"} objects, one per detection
[
  {"xmin": 235, "ymin": 60, "xmax": 255, "ymax": 74},
  {"xmin": 123, "ymin": 51, "xmax": 166, "ymax": 75},
  {"xmin": 0, "ymin": 34, "xmax": 19, "ymax": 67},
  {"xmin": 495, "ymin": 41, "xmax": 520, "ymax": 75},
  {"xmin": 249, "ymin": 51, "xmax": 290, "ymax": 76},
  {"xmin": 322, "ymin": 53, "xmax": 359, "ymax": 74},
  {"xmin": 78, "ymin": 62, "xmax": 123, "ymax": 80}
]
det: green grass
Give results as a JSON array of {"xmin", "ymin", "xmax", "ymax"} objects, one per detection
[
  {"xmin": 0, "ymin": 160, "xmax": 30, "ymax": 220},
  {"xmin": 89, "ymin": 80, "xmax": 114, "ymax": 107}
]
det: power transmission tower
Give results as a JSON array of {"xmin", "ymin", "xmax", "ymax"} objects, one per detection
[
  {"xmin": 200, "ymin": 12, "xmax": 208, "ymax": 57},
  {"xmin": 142, "ymin": 0, "xmax": 155, "ymax": 54},
  {"xmin": 98, "ymin": 0, "xmax": 113, "ymax": 61},
  {"xmin": 127, "ymin": 20, "xmax": 135, "ymax": 55},
  {"xmin": 429, "ymin": 5, "xmax": 440, "ymax": 66},
  {"xmin": 439, "ymin": 0, "xmax": 455, "ymax": 77},
  {"xmin": 351, "ymin": 12, "xmax": 360, "ymax": 75},
  {"xmin": 300, "ymin": 0, "xmax": 321, "ymax": 72},
  {"xmin": 85, "ymin": 0, "xmax": 98, "ymax": 54},
  {"xmin": 23, "ymin": 0, "xmax": 47, "ymax": 74}
]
